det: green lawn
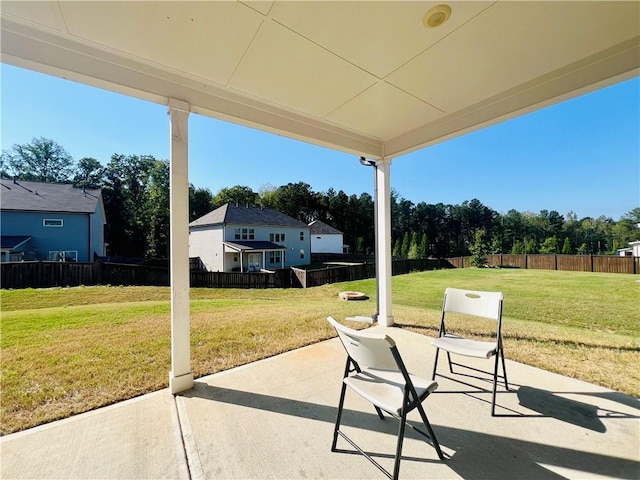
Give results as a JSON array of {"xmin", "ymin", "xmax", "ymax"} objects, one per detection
[{"xmin": 1, "ymin": 269, "xmax": 638, "ymax": 435}]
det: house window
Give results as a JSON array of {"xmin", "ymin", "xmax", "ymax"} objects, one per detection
[
  {"xmin": 300, "ymin": 231, "xmax": 304, "ymax": 241},
  {"xmin": 233, "ymin": 254, "xmax": 239, "ymax": 262},
  {"xmin": 235, "ymin": 228, "xmax": 254, "ymax": 240},
  {"xmin": 300, "ymin": 249, "xmax": 305, "ymax": 259},
  {"xmin": 269, "ymin": 233, "xmax": 286, "ymax": 243},
  {"xmin": 44, "ymin": 219, "xmax": 63, "ymax": 227},
  {"xmin": 269, "ymin": 251, "xmax": 281, "ymax": 264},
  {"xmin": 48, "ymin": 250, "xmax": 77, "ymax": 262}
]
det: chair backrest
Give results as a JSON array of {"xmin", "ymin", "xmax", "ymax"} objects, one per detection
[
  {"xmin": 327, "ymin": 316, "xmax": 398, "ymax": 371},
  {"xmin": 443, "ymin": 287, "xmax": 503, "ymax": 321}
]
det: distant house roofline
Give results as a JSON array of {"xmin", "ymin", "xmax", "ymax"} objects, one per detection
[
  {"xmin": 0, "ymin": 179, "xmax": 103, "ymax": 214},
  {"xmin": 309, "ymin": 219, "xmax": 343, "ymax": 235},
  {"xmin": 190, "ymin": 203, "xmax": 309, "ymax": 228}
]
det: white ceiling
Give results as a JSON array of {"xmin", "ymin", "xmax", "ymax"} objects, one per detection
[{"xmin": 1, "ymin": 1, "xmax": 638, "ymax": 159}]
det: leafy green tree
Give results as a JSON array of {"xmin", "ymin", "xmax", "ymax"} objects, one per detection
[
  {"xmin": 469, "ymin": 230, "xmax": 488, "ymax": 267},
  {"xmin": 2, "ymin": 137, "xmax": 73, "ymax": 182},
  {"xmin": 355, "ymin": 237, "xmax": 365, "ymax": 254},
  {"xmin": 418, "ymin": 233, "xmax": 428, "ymax": 258},
  {"xmin": 73, "ymin": 157, "xmax": 104, "ymax": 188},
  {"xmin": 407, "ymin": 232, "xmax": 419, "ymax": 259},
  {"xmin": 539, "ymin": 236, "xmax": 559, "ymax": 254},
  {"xmin": 577, "ymin": 242, "xmax": 588, "ymax": 255},
  {"xmin": 391, "ymin": 194, "xmax": 414, "ymax": 242},
  {"xmin": 512, "ymin": 240, "xmax": 525, "ymax": 254},
  {"xmin": 561, "ymin": 237, "xmax": 573, "ymax": 254},
  {"xmin": 212, "ymin": 185, "xmax": 259, "ymax": 208},
  {"xmin": 490, "ymin": 236, "xmax": 502, "ymax": 254},
  {"xmin": 102, "ymin": 154, "xmax": 161, "ymax": 258},
  {"xmin": 392, "ymin": 238, "xmax": 402, "ymax": 257},
  {"xmin": 189, "ymin": 186, "xmax": 214, "ymax": 221},
  {"xmin": 400, "ymin": 231, "xmax": 411, "ymax": 257},
  {"xmin": 524, "ymin": 238, "xmax": 539, "ymax": 254},
  {"xmin": 268, "ymin": 182, "xmax": 322, "ymax": 223},
  {"xmin": 145, "ymin": 160, "xmax": 170, "ymax": 258}
]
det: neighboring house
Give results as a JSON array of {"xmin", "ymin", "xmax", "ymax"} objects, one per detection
[
  {"xmin": 617, "ymin": 240, "xmax": 640, "ymax": 257},
  {"xmin": 189, "ymin": 203, "xmax": 311, "ymax": 272},
  {"xmin": 309, "ymin": 219, "xmax": 344, "ymax": 254},
  {"xmin": 0, "ymin": 179, "xmax": 106, "ymax": 262}
]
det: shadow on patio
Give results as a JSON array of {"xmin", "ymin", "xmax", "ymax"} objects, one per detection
[
  {"xmin": 2, "ymin": 326, "xmax": 638, "ymax": 479},
  {"xmin": 176, "ymin": 326, "xmax": 639, "ymax": 479}
]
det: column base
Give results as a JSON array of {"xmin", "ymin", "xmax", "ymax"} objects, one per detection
[
  {"xmin": 169, "ymin": 371, "xmax": 194, "ymax": 394},
  {"xmin": 377, "ymin": 315, "xmax": 395, "ymax": 327}
]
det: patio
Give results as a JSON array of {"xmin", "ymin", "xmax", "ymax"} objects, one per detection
[{"xmin": 2, "ymin": 325, "xmax": 638, "ymax": 479}]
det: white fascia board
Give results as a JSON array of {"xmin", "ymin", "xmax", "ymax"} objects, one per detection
[
  {"xmin": 1, "ymin": 19, "xmax": 383, "ymax": 159},
  {"xmin": 385, "ymin": 36, "xmax": 640, "ymax": 159}
]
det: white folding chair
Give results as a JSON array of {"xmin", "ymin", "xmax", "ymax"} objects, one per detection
[
  {"xmin": 328, "ymin": 316, "xmax": 444, "ymax": 480},
  {"xmin": 431, "ymin": 287, "xmax": 509, "ymax": 416}
]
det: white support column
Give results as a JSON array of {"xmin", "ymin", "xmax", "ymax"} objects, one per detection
[
  {"xmin": 375, "ymin": 157, "xmax": 394, "ymax": 326},
  {"xmin": 168, "ymin": 98, "xmax": 194, "ymax": 394}
]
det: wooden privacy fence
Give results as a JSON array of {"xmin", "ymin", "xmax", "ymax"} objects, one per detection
[
  {"xmin": 0, "ymin": 261, "xmax": 295, "ymax": 289},
  {"xmin": 2, "ymin": 254, "xmax": 637, "ymax": 289},
  {"xmin": 191, "ymin": 269, "xmax": 293, "ymax": 289},
  {"xmin": 446, "ymin": 254, "xmax": 639, "ymax": 274},
  {"xmin": 0, "ymin": 261, "xmax": 169, "ymax": 289},
  {"xmin": 292, "ymin": 258, "xmax": 449, "ymax": 288}
]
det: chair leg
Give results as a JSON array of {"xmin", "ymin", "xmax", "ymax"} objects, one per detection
[
  {"xmin": 374, "ymin": 405, "xmax": 385, "ymax": 420},
  {"xmin": 500, "ymin": 347, "xmax": 509, "ymax": 390},
  {"xmin": 415, "ymin": 402, "xmax": 444, "ymax": 460},
  {"xmin": 445, "ymin": 351, "xmax": 454, "ymax": 373},
  {"xmin": 332, "ymin": 382, "xmax": 348, "ymax": 451},
  {"xmin": 491, "ymin": 352, "xmax": 500, "ymax": 416},
  {"xmin": 392, "ymin": 408, "xmax": 408, "ymax": 480},
  {"xmin": 431, "ymin": 348, "xmax": 440, "ymax": 380}
]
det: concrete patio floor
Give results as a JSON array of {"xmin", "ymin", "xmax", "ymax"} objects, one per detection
[{"xmin": 2, "ymin": 325, "xmax": 638, "ymax": 479}]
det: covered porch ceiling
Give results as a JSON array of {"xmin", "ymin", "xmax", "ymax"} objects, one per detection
[{"xmin": 2, "ymin": 1, "xmax": 639, "ymax": 160}]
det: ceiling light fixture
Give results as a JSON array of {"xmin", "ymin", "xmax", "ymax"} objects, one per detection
[{"xmin": 422, "ymin": 4, "xmax": 452, "ymax": 28}]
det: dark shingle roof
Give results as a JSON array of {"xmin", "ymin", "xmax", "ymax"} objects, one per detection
[
  {"xmin": 309, "ymin": 219, "xmax": 343, "ymax": 235},
  {"xmin": 190, "ymin": 204, "xmax": 308, "ymax": 228},
  {"xmin": 1, "ymin": 235, "xmax": 32, "ymax": 249},
  {"xmin": 0, "ymin": 180, "xmax": 102, "ymax": 214}
]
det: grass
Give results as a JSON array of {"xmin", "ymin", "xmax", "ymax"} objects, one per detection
[{"xmin": 1, "ymin": 269, "xmax": 638, "ymax": 434}]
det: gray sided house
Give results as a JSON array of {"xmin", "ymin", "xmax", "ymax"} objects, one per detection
[
  {"xmin": 189, "ymin": 204, "xmax": 311, "ymax": 272},
  {"xmin": 0, "ymin": 179, "xmax": 106, "ymax": 262}
]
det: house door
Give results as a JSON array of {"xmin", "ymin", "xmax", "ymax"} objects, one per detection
[{"xmin": 247, "ymin": 253, "xmax": 261, "ymax": 272}]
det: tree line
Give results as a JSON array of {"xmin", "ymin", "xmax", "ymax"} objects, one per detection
[{"xmin": 2, "ymin": 137, "xmax": 639, "ymax": 260}]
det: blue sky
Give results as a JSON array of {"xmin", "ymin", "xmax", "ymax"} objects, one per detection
[{"xmin": 1, "ymin": 63, "xmax": 638, "ymax": 220}]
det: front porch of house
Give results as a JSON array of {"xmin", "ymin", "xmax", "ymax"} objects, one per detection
[
  {"xmin": 2, "ymin": 326, "xmax": 638, "ymax": 479},
  {"xmin": 223, "ymin": 240, "xmax": 286, "ymax": 273}
]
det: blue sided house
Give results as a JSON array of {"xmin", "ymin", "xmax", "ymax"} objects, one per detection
[
  {"xmin": 0, "ymin": 179, "xmax": 106, "ymax": 262},
  {"xmin": 189, "ymin": 203, "xmax": 311, "ymax": 272}
]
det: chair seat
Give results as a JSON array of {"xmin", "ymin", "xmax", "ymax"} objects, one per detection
[
  {"xmin": 431, "ymin": 334, "xmax": 497, "ymax": 359},
  {"xmin": 344, "ymin": 368, "xmax": 438, "ymax": 415}
]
